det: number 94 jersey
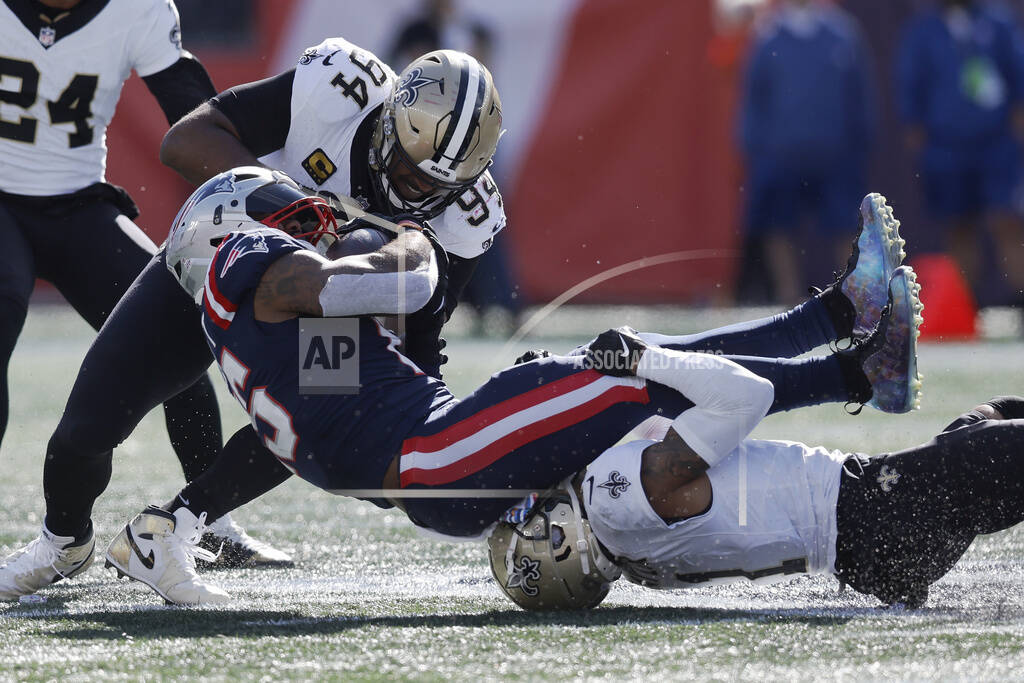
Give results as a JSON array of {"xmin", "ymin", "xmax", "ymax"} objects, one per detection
[
  {"xmin": 0, "ymin": 0, "xmax": 186, "ymax": 195},
  {"xmin": 260, "ymin": 36, "xmax": 506, "ymax": 260},
  {"xmin": 582, "ymin": 438, "xmax": 848, "ymax": 590}
]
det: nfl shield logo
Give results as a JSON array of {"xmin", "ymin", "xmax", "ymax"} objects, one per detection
[{"xmin": 39, "ymin": 27, "xmax": 56, "ymax": 47}]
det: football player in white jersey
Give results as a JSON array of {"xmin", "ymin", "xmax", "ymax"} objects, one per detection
[
  {"xmin": 163, "ymin": 37, "xmax": 506, "ymax": 377},
  {"xmin": 0, "ymin": 39, "xmax": 505, "ymax": 599},
  {"xmin": 490, "ymin": 302, "xmax": 1024, "ymax": 611},
  {"xmin": 0, "ymin": 0, "xmax": 289, "ymax": 592}
]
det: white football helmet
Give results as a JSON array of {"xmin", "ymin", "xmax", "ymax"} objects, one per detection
[
  {"xmin": 370, "ymin": 49, "xmax": 503, "ymax": 219},
  {"xmin": 165, "ymin": 166, "xmax": 338, "ymax": 300},
  {"xmin": 487, "ymin": 481, "xmax": 621, "ymax": 610}
]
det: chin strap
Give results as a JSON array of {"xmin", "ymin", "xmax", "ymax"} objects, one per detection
[{"xmin": 565, "ymin": 479, "xmax": 591, "ymax": 577}]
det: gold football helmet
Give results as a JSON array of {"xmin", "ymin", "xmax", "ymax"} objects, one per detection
[
  {"xmin": 371, "ymin": 49, "xmax": 503, "ymax": 219},
  {"xmin": 487, "ymin": 482, "xmax": 621, "ymax": 611}
]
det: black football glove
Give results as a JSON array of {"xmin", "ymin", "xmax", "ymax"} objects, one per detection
[
  {"xmin": 585, "ymin": 327, "xmax": 648, "ymax": 377},
  {"xmin": 514, "ymin": 349, "xmax": 552, "ymax": 365}
]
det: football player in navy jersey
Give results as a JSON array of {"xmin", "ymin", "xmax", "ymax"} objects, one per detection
[
  {"xmin": 0, "ymin": 0, "xmax": 287, "ymax": 599},
  {"xmin": 0, "ymin": 40, "xmax": 505, "ymax": 601},
  {"xmin": 98, "ymin": 169, "xmax": 922, "ymax": 605}
]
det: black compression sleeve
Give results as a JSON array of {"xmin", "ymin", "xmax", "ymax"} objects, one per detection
[
  {"xmin": 209, "ymin": 68, "xmax": 295, "ymax": 157},
  {"xmin": 445, "ymin": 254, "xmax": 480, "ymax": 320},
  {"xmin": 142, "ymin": 55, "xmax": 217, "ymax": 126}
]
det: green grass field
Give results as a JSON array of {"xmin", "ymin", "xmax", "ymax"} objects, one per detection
[{"xmin": 1, "ymin": 306, "xmax": 1023, "ymax": 681}]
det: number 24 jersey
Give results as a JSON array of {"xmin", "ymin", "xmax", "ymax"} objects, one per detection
[{"xmin": 0, "ymin": 0, "xmax": 185, "ymax": 195}]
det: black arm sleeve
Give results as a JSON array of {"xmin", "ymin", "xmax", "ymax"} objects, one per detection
[
  {"xmin": 444, "ymin": 254, "xmax": 480, "ymax": 319},
  {"xmin": 208, "ymin": 68, "xmax": 296, "ymax": 157},
  {"xmin": 141, "ymin": 55, "xmax": 217, "ymax": 126},
  {"xmin": 399, "ymin": 254, "xmax": 480, "ymax": 379}
]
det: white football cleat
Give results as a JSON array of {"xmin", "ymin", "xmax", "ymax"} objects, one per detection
[
  {"xmin": 105, "ymin": 506, "xmax": 229, "ymax": 605},
  {"xmin": 0, "ymin": 524, "xmax": 95, "ymax": 600},
  {"xmin": 196, "ymin": 513, "xmax": 294, "ymax": 569}
]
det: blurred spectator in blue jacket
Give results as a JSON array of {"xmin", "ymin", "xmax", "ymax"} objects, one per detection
[
  {"xmin": 738, "ymin": 0, "xmax": 877, "ymax": 305},
  {"xmin": 897, "ymin": 0, "xmax": 1024, "ymax": 306}
]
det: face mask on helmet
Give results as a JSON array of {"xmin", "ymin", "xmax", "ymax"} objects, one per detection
[
  {"xmin": 487, "ymin": 481, "xmax": 622, "ymax": 611},
  {"xmin": 164, "ymin": 166, "xmax": 339, "ymax": 300},
  {"xmin": 246, "ymin": 181, "xmax": 338, "ymax": 250},
  {"xmin": 370, "ymin": 49, "xmax": 503, "ymax": 220}
]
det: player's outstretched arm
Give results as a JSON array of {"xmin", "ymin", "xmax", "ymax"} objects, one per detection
[
  {"xmin": 254, "ymin": 230, "xmax": 438, "ymax": 322},
  {"xmin": 161, "ymin": 103, "xmax": 263, "ymax": 185},
  {"xmin": 162, "ymin": 70, "xmax": 295, "ymax": 185}
]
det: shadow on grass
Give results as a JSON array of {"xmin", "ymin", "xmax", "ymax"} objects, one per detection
[{"xmin": 2, "ymin": 604, "xmax": 874, "ymax": 641}]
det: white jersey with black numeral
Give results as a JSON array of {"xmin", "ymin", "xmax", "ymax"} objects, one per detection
[
  {"xmin": 261, "ymin": 36, "xmax": 506, "ymax": 259},
  {"xmin": 582, "ymin": 438, "xmax": 848, "ymax": 590},
  {"xmin": 0, "ymin": 0, "xmax": 185, "ymax": 195}
]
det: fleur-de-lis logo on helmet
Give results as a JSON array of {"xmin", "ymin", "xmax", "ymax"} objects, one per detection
[
  {"xmin": 598, "ymin": 471, "xmax": 631, "ymax": 499},
  {"xmin": 395, "ymin": 67, "xmax": 444, "ymax": 107},
  {"xmin": 505, "ymin": 556, "xmax": 542, "ymax": 597}
]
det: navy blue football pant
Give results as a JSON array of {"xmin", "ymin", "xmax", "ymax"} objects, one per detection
[
  {"xmin": 369, "ymin": 296, "xmax": 850, "ymax": 536},
  {"xmin": 0, "ymin": 189, "xmax": 222, "ymax": 539},
  {"xmin": 41, "ymin": 250, "xmax": 223, "ymax": 538}
]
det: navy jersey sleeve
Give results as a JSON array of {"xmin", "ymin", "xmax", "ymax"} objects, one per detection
[{"xmin": 203, "ymin": 228, "xmax": 311, "ymax": 329}]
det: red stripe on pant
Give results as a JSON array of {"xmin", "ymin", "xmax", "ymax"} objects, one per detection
[
  {"xmin": 400, "ymin": 383, "xmax": 649, "ymax": 487},
  {"xmin": 401, "ymin": 369, "xmax": 604, "ymax": 457}
]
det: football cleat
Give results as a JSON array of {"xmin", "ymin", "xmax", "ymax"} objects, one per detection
[
  {"xmin": 196, "ymin": 514, "xmax": 294, "ymax": 569},
  {"xmin": 832, "ymin": 193, "xmax": 907, "ymax": 339},
  {"xmin": 105, "ymin": 506, "xmax": 229, "ymax": 605},
  {"xmin": 857, "ymin": 266, "xmax": 924, "ymax": 414},
  {"xmin": 0, "ymin": 524, "xmax": 95, "ymax": 600}
]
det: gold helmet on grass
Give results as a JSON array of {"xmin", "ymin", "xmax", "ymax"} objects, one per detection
[{"xmin": 487, "ymin": 483, "xmax": 621, "ymax": 610}]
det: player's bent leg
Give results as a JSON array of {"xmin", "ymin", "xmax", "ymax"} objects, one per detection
[
  {"xmin": 162, "ymin": 373, "xmax": 223, "ymax": 484},
  {"xmin": 585, "ymin": 194, "xmax": 906, "ymax": 361},
  {"xmin": 186, "ymin": 427, "xmax": 295, "ymax": 568},
  {"xmin": 105, "ymin": 506, "xmax": 228, "ymax": 605},
  {"xmin": 43, "ymin": 255, "xmax": 217, "ymax": 539},
  {"xmin": 50, "ymin": 217, "xmax": 226, "ymax": 483},
  {"xmin": 834, "ymin": 418, "xmax": 1024, "ymax": 608},
  {"xmin": 637, "ymin": 294, "xmax": 843, "ymax": 359},
  {"xmin": 397, "ymin": 354, "xmax": 684, "ymax": 536}
]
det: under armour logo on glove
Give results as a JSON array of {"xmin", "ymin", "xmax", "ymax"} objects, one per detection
[
  {"xmin": 585, "ymin": 327, "xmax": 648, "ymax": 377},
  {"xmin": 876, "ymin": 465, "xmax": 901, "ymax": 492}
]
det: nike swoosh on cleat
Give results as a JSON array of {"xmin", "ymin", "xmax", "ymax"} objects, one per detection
[{"xmin": 126, "ymin": 526, "xmax": 155, "ymax": 570}]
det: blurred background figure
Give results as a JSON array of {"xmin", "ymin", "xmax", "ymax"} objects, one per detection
[
  {"xmin": 737, "ymin": 0, "xmax": 878, "ymax": 305},
  {"xmin": 896, "ymin": 0, "xmax": 1024, "ymax": 311},
  {"xmin": 389, "ymin": 0, "xmax": 493, "ymax": 67},
  {"xmin": 390, "ymin": 0, "xmax": 522, "ymax": 334}
]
